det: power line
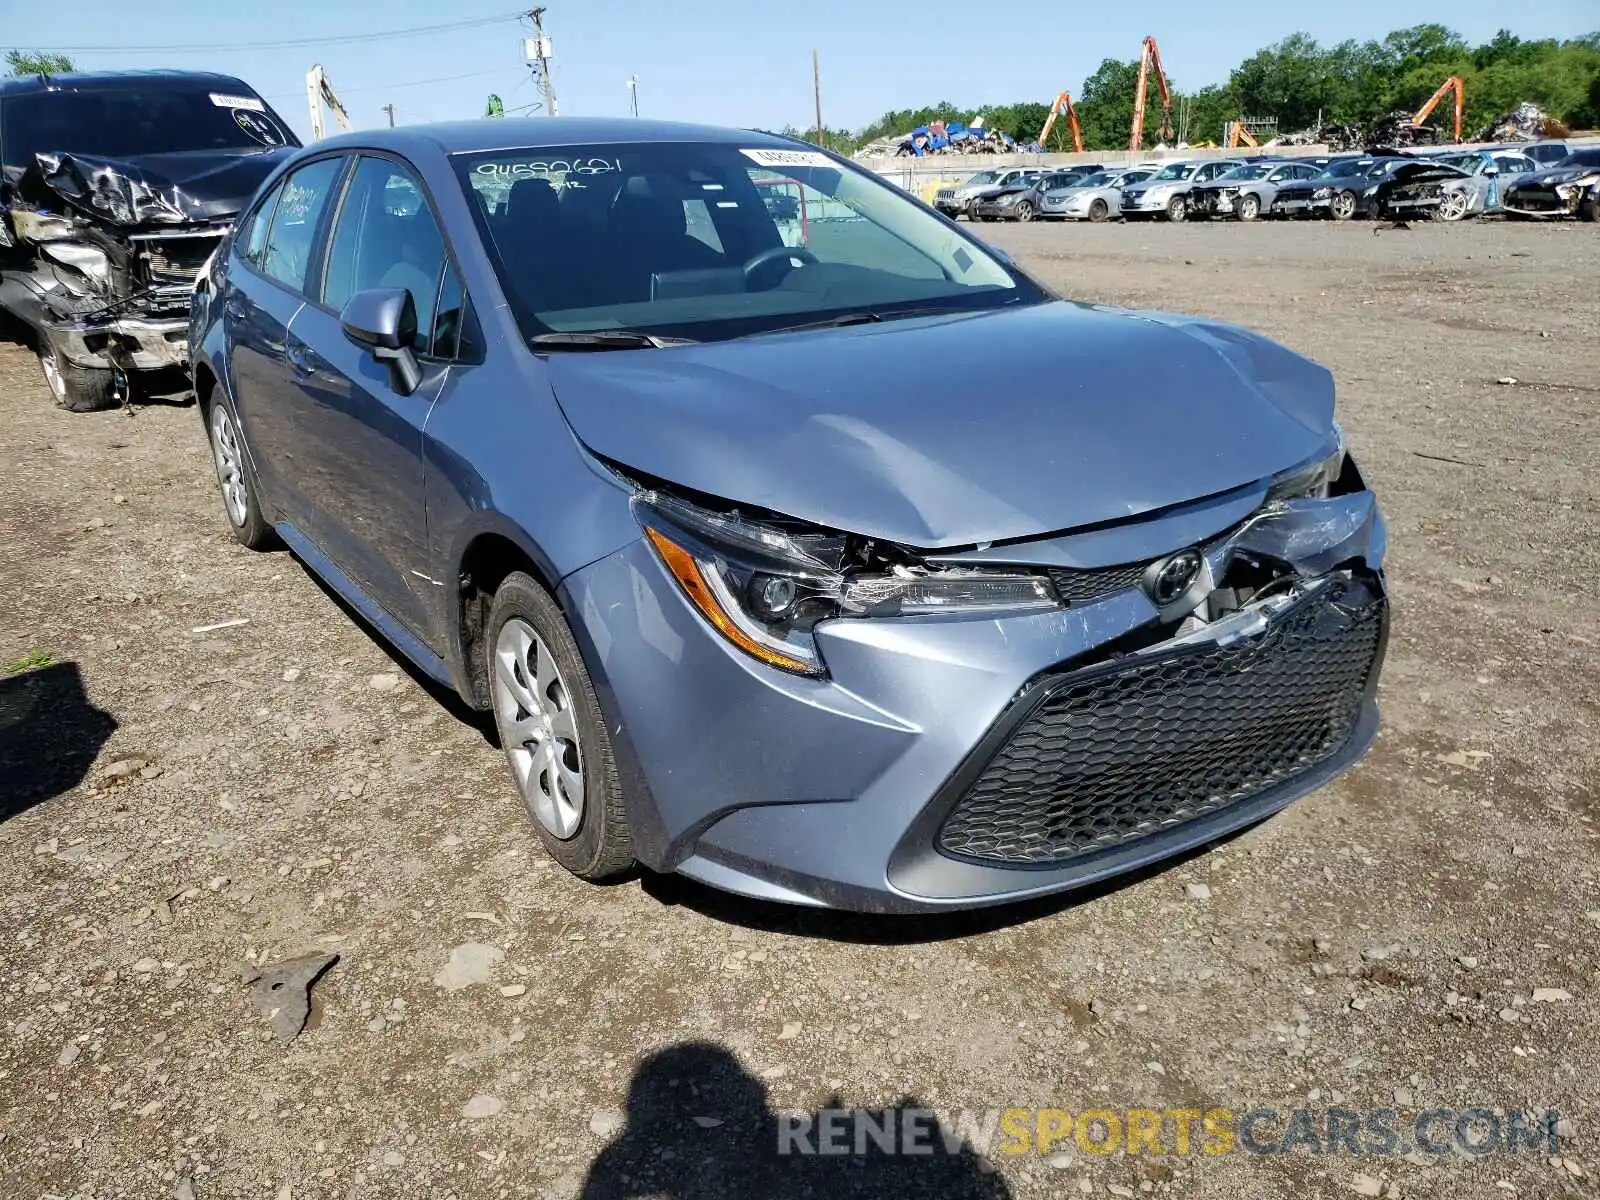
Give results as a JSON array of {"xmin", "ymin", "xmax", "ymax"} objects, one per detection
[
  {"xmin": 5, "ymin": 11, "xmax": 522, "ymax": 54},
  {"xmin": 262, "ymin": 68, "xmax": 509, "ymax": 100}
]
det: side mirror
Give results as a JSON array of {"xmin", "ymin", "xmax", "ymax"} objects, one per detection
[{"xmin": 341, "ymin": 288, "xmax": 423, "ymax": 395}]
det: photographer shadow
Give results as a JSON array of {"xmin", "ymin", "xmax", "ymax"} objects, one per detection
[
  {"xmin": 582, "ymin": 1041, "xmax": 1011, "ymax": 1199},
  {"xmin": 0, "ymin": 660, "xmax": 116, "ymax": 819}
]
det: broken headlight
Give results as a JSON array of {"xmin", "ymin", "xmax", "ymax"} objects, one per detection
[
  {"xmin": 1311, "ymin": 187, "xmax": 1333, "ymax": 200},
  {"xmin": 41, "ymin": 243, "xmax": 111, "ymax": 290},
  {"xmin": 1265, "ymin": 428, "xmax": 1347, "ymax": 503},
  {"xmin": 635, "ymin": 492, "xmax": 1056, "ymax": 677}
]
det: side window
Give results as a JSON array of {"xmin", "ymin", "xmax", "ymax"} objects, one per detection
[
  {"xmin": 322, "ymin": 156, "xmax": 449, "ymax": 355},
  {"xmin": 431, "ymin": 265, "xmax": 476, "ymax": 361},
  {"xmin": 261, "ymin": 157, "xmax": 345, "ymax": 294},
  {"xmin": 1498, "ymin": 156, "xmax": 1530, "ymax": 174},
  {"xmin": 239, "ymin": 181, "xmax": 283, "ymax": 267}
]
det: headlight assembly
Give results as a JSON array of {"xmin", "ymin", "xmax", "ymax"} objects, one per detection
[
  {"xmin": 1312, "ymin": 187, "xmax": 1332, "ymax": 200},
  {"xmin": 1265, "ymin": 429, "xmax": 1347, "ymax": 504},
  {"xmin": 636, "ymin": 492, "xmax": 1059, "ymax": 677},
  {"xmin": 40, "ymin": 242, "xmax": 111, "ymax": 290}
]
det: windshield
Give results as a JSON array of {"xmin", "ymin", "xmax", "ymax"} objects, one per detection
[
  {"xmin": 1120, "ymin": 170, "xmax": 1153, "ymax": 185},
  {"xmin": 1075, "ymin": 171, "xmax": 1112, "ymax": 188},
  {"xmin": 0, "ymin": 88, "xmax": 295, "ymax": 166},
  {"xmin": 1439, "ymin": 154, "xmax": 1481, "ymax": 173},
  {"xmin": 457, "ymin": 142, "xmax": 1034, "ymax": 342},
  {"xmin": 964, "ymin": 171, "xmax": 999, "ymax": 187},
  {"xmin": 1221, "ymin": 165, "xmax": 1270, "ymax": 181},
  {"xmin": 1151, "ymin": 163, "xmax": 1193, "ymax": 182},
  {"xmin": 1315, "ymin": 160, "xmax": 1372, "ymax": 179},
  {"xmin": 1557, "ymin": 149, "xmax": 1600, "ymax": 169}
]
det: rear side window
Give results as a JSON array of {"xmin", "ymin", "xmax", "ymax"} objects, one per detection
[
  {"xmin": 261, "ymin": 157, "xmax": 344, "ymax": 294},
  {"xmin": 323, "ymin": 156, "xmax": 449, "ymax": 355},
  {"xmin": 238, "ymin": 182, "xmax": 283, "ymax": 267}
]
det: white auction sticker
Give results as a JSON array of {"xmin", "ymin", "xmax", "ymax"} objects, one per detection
[
  {"xmin": 740, "ymin": 148, "xmax": 832, "ymax": 168},
  {"xmin": 210, "ymin": 93, "xmax": 266, "ymax": 112}
]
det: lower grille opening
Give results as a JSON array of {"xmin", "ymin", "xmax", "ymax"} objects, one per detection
[{"xmin": 936, "ymin": 573, "xmax": 1385, "ymax": 866}]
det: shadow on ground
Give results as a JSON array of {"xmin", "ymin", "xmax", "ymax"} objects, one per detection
[
  {"xmin": 0, "ymin": 661, "xmax": 116, "ymax": 819},
  {"xmin": 581, "ymin": 1041, "xmax": 1010, "ymax": 1199}
]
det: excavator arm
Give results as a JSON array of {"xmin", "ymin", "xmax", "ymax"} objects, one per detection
[
  {"xmin": 1130, "ymin": 36, "xmax": 1175, "ymax": 151},
  {"xmin": 306, "ymin": 64, "xmax": 352, "ymax": 143},
  {"xmin": 1039, "ymin": 91, "xmax": 1084, "ymax": 153},
  {"xmin": 1226, "ymin": 121, "xmax": 1259, "ymax": 149},
  {"xmin": 1411, "ymin": 75, "xmax": 1464, "ymax": 142}
]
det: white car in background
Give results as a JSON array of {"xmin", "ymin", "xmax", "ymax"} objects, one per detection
[{"xmin": 1043, "ymin": 166, "xmax": 1156, "ymax": 222}]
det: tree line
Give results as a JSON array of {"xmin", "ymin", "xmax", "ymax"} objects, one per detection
[{"xmin": 814, "ymin": 25, "xmax": 1600, "ymax": 152}]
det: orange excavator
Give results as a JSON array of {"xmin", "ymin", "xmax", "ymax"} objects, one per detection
[
  {"xmin": 1039, "ymin": 91, "xmax": 1085, "ymax": 153},
  {"xmin": 1225, "ymin": 121, "xmax": 1259, "ymax": 149},
  {"xmin": 1129, "ymin": 36, "xmax": 1174, "ymax": 151},
  {"xmin": 1410, "ymin": 75, "xmax": 1465, "ymax": 142}
]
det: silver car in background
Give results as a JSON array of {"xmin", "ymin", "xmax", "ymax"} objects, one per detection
[
  {"xmin": 1432, "ymin": 149, "xmax": 1538, "ymax": 220},
  {"xmin": 1120, "ymin": 159, "xmax": 1246, "ymax": 222},
  {"xmin": 1043, "ymin": 167, "xmax": 1155, "ymax": 221},
  {"xmin": 1187, "ymin": 160, "xmax": 1322, "ymax": 221}
]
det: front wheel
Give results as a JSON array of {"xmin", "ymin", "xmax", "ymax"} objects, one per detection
[
  {"xmin": 1436, "ymin": 190, "xmax": 1470, "ymax": 222},
  {"xmin": 1331, "ymin": 190, "xmax": 1358, "ymax": 221},
  {"xmin": 488, "ymin": 573, "xmax": 634, "ymax": 882},
  {"xmin": 37, "ymin": 338, "xmax": 116, "ymax": 413},
  {"xmin": 1237, "ymin": 194, "xmax": 1261, "ymax": 222},
  {"xmin": 1165, "ymin": 195, "xmax": 1187, "ymax": 222},
  {"xmin": 1088, "ymin": 199, "xmax": 1109, "ymax": 223},
  {"xmin": 1013, "ymin": 200, "xmax": 1035, "ymax": 222}
]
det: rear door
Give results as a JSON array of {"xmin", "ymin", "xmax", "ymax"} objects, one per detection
[
  {"xmin": 222, "ymin": 155, "xmax": 348, "ymax": 524},
  {"xmin": 283, "ymin": 153, "xmax": 463, "ymax": 643}
]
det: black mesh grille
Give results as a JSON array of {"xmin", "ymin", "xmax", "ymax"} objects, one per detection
[
  {"xmin": 937, "ymin": 576, "xmax": 1385, "ymax": 865},
  {"xmin": 1047, "ymin": 561, "xmax": 1152, "ymax": 604}
]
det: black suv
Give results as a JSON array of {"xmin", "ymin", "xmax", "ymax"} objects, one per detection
[{"xmin": 0, "ymin": 70, "xmax": 298, "ymax": 410}]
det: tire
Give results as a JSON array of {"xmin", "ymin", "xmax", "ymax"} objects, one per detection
[
  {"xmin": 487, "ymin": 572, "xmax": 634, "ymax": 882},
  {"xmin": 965, "ymin": 201, "xmax": 979, "ymax": 222},
  {"xmin": 37, "ymin": 338, "xmax": 116, "ymax": 413},
  {"xmin": 1436, "ymin": 190, "xmax": 1470, "ymax": 222},
  {"xmin": 1237, "ymin": 193, "xmax": 1261, "ymax": 222},
  {"xmin": 1013, "ymin": 200, "xmax": 1034, "ymax": 222},
  {"xmin": 1165, "ymin": 195, "xmax": 1187, "ymax": 222},
  {"xmin": 1088, "ymin": 198, "xmax": 1109, "ymax": 223},
  {"xmin": 206, "ymin": 387, "xmax": 276, "ymax": 550},
  {"xmin": 1331, "ymin": 190, "xmax": 1358, "ymax": 221},
  {"xmin": 1583, "ymin": 191, "xmax": 1599, "ymax": 223}
]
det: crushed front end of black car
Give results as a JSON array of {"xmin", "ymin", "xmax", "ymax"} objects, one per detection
[{"xmin": 0, "ymin": 72, "xmax": 297, "ymax": 407}]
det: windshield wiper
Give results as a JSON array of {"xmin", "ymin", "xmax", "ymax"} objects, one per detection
[
  {"xmin": 529, "ymin": 331, "xmax": 698, "ymax": 352},
  {"xmin": 753, "ymin": 306, "xmax": 976, "ymax": 339}
]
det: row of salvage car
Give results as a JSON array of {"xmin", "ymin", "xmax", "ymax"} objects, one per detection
[{"xmin": 933, "ymin": 141, "xmax": 1600, "ymax": 225}]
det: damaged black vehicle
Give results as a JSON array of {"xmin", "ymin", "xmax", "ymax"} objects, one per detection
[{"xmin": 0, "ymin": 70, "xmax": 298, "ymax": 410}]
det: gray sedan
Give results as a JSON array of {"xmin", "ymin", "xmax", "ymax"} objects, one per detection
[
  {"xmin": 1186, "ymin": 161, "xmax": 1322, "ymax": 221},
  {"xmin": 1041, "ymin": 167, "xmax": 1155, "ymax": 221}
]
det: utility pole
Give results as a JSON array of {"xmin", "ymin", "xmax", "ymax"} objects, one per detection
[
  {"xmin": 522, "ymin": 7, "xmax": 559, "ymax": 116},
  {"xmin": 812, "ymin": 49, "xmax": 822, "ymax": 148},
  {"xmin": 382, "ymin": 103, "xmax": 395, "ymax": 128},
  {"xmin": 628, "ymin": 75, "xmax": 639, "ymax": 118}
]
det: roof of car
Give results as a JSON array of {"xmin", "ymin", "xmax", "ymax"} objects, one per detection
[
  {"xmin": 311, "ymin": 118, "xmax": 806, "ymax": 158},
  {"xmin": 0, "ymin": 69, "xmax": 257, "ymax": 97}
]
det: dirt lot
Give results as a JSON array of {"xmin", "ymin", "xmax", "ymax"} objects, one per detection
[{"xmin": 1, "ymin": 219, "xmax": 1597, "ymax": 1200}]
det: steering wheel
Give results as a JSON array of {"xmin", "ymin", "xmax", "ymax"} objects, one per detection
[{"xmin": 742, "ymin": 245, "xmax": 818, "ymax": 289}]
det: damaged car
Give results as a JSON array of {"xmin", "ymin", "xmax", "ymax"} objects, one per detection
[
  {"xmin": 1042, "ymin": 166, "xmax": 1154, "ymax": 221},
  {"xmin": 1430, "ymin": 150, "xmax": 1537, "ymax": 221},
  {"xmin": 1119, "ymin": 159, "xmax": 1246, "ymax": 222},
  {"xmin": 1499, "ymin": 148, "xmax": 1600, "ymax": 221},
  {"xmin": 191, "ymin": 120, "xmax": 1389, "ymax": 912},
  {"xmin": 1270, "ymin": 155, "xmax": 1403, "ymax": 219},
  {"xmin": 1186, "ymin": 160, "xmax": 1321, "ymax": 221},
  {"xmin": 0, "ymin": 70, "xmax": 297, "ymax": 410},
  {"xmin": 970, "ymin": 168, "xmax": 1096, "ymax": 222}
]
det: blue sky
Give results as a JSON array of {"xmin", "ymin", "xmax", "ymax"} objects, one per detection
[{"xmin": 9, "ymin": 0, "xmax": 1597, "ymax": 141}]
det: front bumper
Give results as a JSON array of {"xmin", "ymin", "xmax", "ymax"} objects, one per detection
[
  {"xmin": 1273, "ymin": 195, "xmax": 1330, "ymax": 215},
  {"xmin": 1500, "ymin": 189, "xmax": 1586, "ymax": 217},
  {"xmin": 1120, "ymin": 191, "xmax": 1176, "ymax": 214},
  {"xmin": 50, "ymin": 313, "xmax": 189, "ymax": 371},
  {"xmin": 561, "ymin": 490, "xmax": 1389, "ymax": 912},
  {"xmin": 972, "ymin": 201, "xmax": 1023, "ymax": 219}
]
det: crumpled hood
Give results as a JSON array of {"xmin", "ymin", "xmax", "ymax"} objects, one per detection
[
  {"xmin": 22, "ymin": 147, "xmax": 294, "ymax": 227},
  {"xmin": 1514, "ymin": 162, "xmax": 1600, "ymax": 187},
  {"xmin": 548, "ymin": 301, "xmax": 1336, "ymax": 548}
]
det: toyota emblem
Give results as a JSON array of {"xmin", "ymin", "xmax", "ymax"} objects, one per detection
[{"xmin": 1145, "ymin": 550, "xmax": 1203, "ymax": 607}]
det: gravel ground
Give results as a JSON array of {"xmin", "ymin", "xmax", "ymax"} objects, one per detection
[{"xmin": 0, "ymin": 218, "xmax": 1596, "ymax": 1200}]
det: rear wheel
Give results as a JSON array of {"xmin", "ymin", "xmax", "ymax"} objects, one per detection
[
  {"xmin": 207, "ymin": 389, "xmax": 275, "ymax": 550},
  {"xmin": 1331, "ymin": 190, "xmax": 1358, "ymax": 221},
  {"xmin": 487, "ymin": 572, "xmax": 634, "ymax": 882},
  {"xmin": 1088, "ymin": 198, "xmax": 1109, "ymax": 223},
  {"xmin": 37, "ymin": 338, "xmax": 116, "ymax": 413},
  {"xmin": 1237, "ymin": 193, "xmax": 1261, "ymax": 222},
  {"xmin": 1165, "ymin": 195, "xmax": 1187, "ymax": 222}
]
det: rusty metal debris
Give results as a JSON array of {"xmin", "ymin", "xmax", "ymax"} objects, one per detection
[{"xmin": 241, "ymin": 952, "xmax": 338, "ymax": 1043}]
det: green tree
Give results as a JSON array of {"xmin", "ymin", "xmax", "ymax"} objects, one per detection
[{"xmin": 6, "ymin": 49, "xmax": 75, "ymax": 76}]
